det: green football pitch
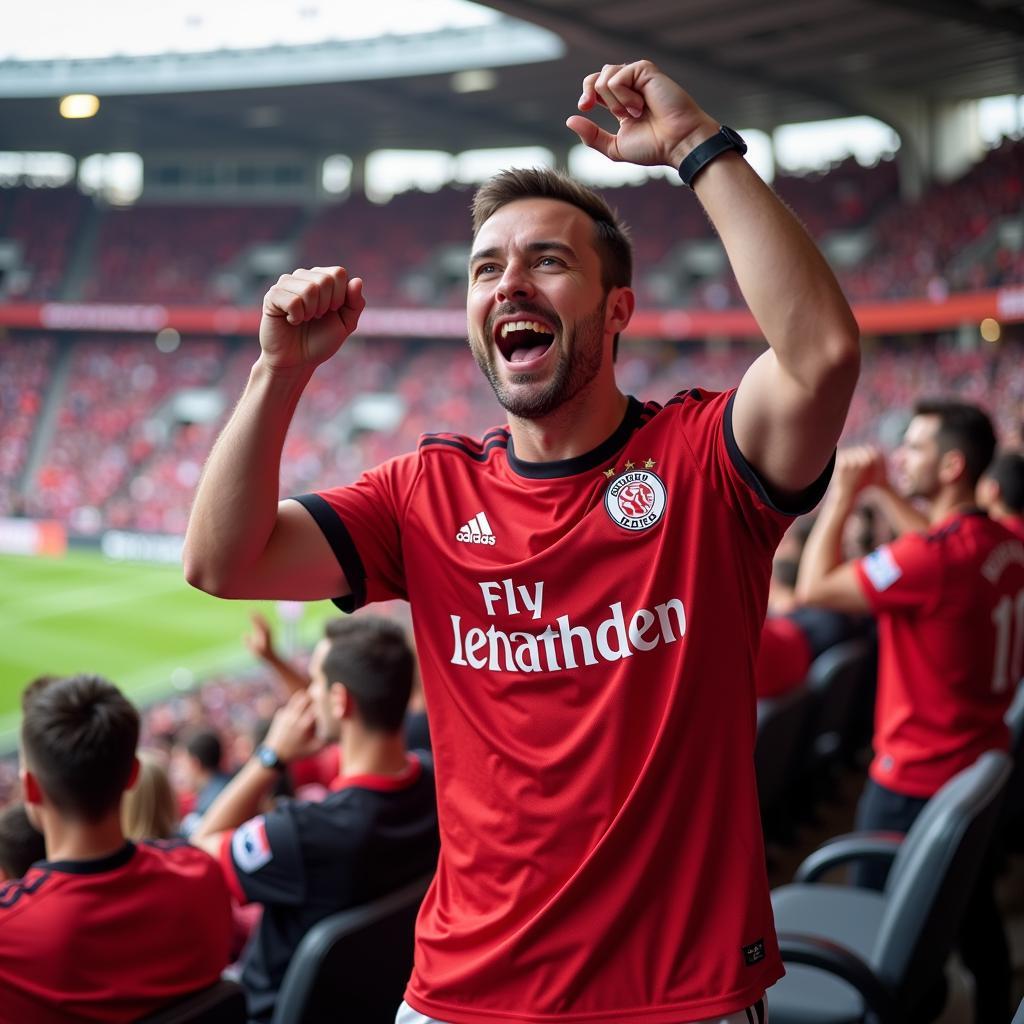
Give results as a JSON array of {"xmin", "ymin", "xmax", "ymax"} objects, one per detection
[{"xmin": 0, "ymin": 549, "xmax": 339, "ymax": 751}]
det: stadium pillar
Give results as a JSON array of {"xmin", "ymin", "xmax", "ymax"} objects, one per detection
[
  {"xmin": 873, "ymin": 94, "xmax": 985, "ymax": 202},
  {"xmin": 350, "ymin": 154, "xmax": 367, "ymax": 199}
]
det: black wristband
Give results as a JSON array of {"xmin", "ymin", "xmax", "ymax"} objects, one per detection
[
  {"xmin": 254, "ymin": 744, "xmax": 286, "ymax": 772},
  {"xmin": 677, "ymin": 126, "xmax": 747, "ymax": 188}
]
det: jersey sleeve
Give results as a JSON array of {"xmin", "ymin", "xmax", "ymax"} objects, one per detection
[
  {"xmin": 222, "ymin": 804, "xmax": 306, "ymax": 908},
  {"xmin": 290, "ymin": 451, "xmax": 422, "ymax": 612},
  {"xmin": 854, "ymin": 532, "xmax": 940, "ymax": 613},
  {"xmin": 674, "ymin": 388, "xmax": 834, "ymax": 551}
]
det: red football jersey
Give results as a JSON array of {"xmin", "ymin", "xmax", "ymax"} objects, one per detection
[
  {"xmin": 854, "ymin": 510, "xmax": 1024, "ymax": 797},
  {"xmin": 0, "ymin": 841, "xmax": 232, "ymax": 1024},
  {"xmin": 298, "ymin": 389, "xmax": 826, "ymax": 1023},
  {"xmin": 756, "ymin": 616, "xmax": 812, "ymax": 699}
]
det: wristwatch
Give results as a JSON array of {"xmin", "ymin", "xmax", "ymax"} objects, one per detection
[
  {"xmin": 677, "ymin": 126, "xmax": 747, "ymax": 188},
  {"xmin": 254, "ymin": 744, "xmax": 286, "ymax": 772}
]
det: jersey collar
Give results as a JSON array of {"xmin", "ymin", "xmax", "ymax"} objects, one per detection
[
  {"xmin": 330, "ymin": 752, "xmax": 422, "ymax": 793},
  {"xmin": 41, "ymin": 841, "xmax": 136, "ymax": 875},
  {"xmin": 506, "ymin": 396, "xmax": 645, "ymax": 480}
]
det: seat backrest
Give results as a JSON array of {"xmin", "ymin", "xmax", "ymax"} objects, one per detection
[
  {"xmin": 1012, "ymin": 992, "xmax": 1024, "ymax": 1024},
  {"xmin": 134, "ymin": 979, "xmax": 247, "ymax": 1024},
  {"xmin": 803, "ymin": 638, "xmax": 875, "ymax": 763},
  {"xmin": 1000, "ymin": 682, "xmax": 1024, "ymax": 824},
  {"xmin": 270, "ymin": 873, "xmax": 432, "ymax": 1024},
  {"xmin": 872, "ymin": 750, "xmax": 1011, "ymax": 1008},
  {"xmin": 755, "ymin": 685, "xmax": 816, "ymax": 817}
]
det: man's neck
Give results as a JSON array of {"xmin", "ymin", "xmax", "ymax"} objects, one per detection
[
  {"xmin": 43, "ymin": 811, "xmax": 127, "ymax": 863},
  {"xmin": 339, "ymin": 728, "xmax": 409, "ymax": 780},
  {"xmin": 929, "ymin": 486, "xmax": 978, "ymax": 525},
  {"xmin": 507, "ymin": 385, "xmax": 628, "ymax": 464}
]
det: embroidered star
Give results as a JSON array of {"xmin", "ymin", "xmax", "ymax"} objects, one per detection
[
  {"xmin": 643, "ymin": 458, "xmax": 656, "ymax": 469},
  {"xmin": 603, "ymin": 467, "xmax": 616, "ymax": 479},
  {"xmin": 624, "ymin": 460, "xmax": 635, "ymax": 470}
]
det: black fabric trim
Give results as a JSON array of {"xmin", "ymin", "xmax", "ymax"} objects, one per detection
[
  {"xmin": 291, "ymin": 493, "xmax": 367, "ymax": 613},
  {"xmin": 665, "ymin": 387, "xmax": 702, "ymax": 409},
  {"xmin": 419, "ymin": 436, "xmax": 509, "ymax": 462},
  {"xmin": 723, "ymin": 392, "xmax": 834, "ymax": 516},
  {"xmin": 506, "ymin": 396, "xmax": 645, "ymax": 479},
  {"xmin": 420, "ymin": 427, "xmax": 509, "ymax": 450},
  {"xmin": 43, "ymin": 842, "xmax": 136, "ymax": 876},
  {"xmin": 0, "ymin": 869, "xmax": 48, "ymax": 909},
  {"xmin": 745, "ymin": 1008, "xmax": 754, "ymax": 1024}
]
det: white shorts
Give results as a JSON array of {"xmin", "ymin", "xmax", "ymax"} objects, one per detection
[{"xmin": 396, "ymin": 996, "xmax": 768, "ymax": 1024}]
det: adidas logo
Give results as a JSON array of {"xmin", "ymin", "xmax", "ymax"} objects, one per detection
[{"xmin": 456, "ymin": 511, "xmax": 496, "ymax": 545}]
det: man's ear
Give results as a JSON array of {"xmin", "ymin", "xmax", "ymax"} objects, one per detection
[
  {"xmin": 21, "ymin": 767, "xmax": 43, "ymax": 807},
  {"xmin": 605, "ymin": 286, "xmax": 635, "ymax": 336},
  {"xmin": 329, "ymin": 682, "xmax": 356, "ymax": 722},
  {"xmin": 939, "ymin": 448, "xmax": 967, "ymax": 486},
  {"xmin": 126, "ymin": 756, "xmax": 140, "ymax": 790}
]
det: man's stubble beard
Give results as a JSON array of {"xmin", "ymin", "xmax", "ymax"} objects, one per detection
[{"xmin": 469, "ymin": 297, "xmax": 607, "ymax": 420}]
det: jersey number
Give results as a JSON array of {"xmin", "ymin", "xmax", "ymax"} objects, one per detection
[{"xmin": 992, "ymin": 589, "xmax": 1024, "ymax": 693}]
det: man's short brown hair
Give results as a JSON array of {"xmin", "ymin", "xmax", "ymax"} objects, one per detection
[
  {"xmin": 471, "ymin": 167, "xmax": 633, "ymax": 291},
  {"xmin": 21, "ymin": 675, "xmax": 139, "ymax": 823}
]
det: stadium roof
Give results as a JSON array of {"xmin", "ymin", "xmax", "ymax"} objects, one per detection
[{"xmin": 1, "ymin": 0, "xmax": 1022, "ymax": 159}]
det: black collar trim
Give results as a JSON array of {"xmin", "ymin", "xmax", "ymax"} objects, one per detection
[
  {"xmin": 506, "ymin": 396, "xmax": 646, "ymax": 479},
  {"xmin": 43, "ymin": 842, "xmax": 136, "ymax": 876}
]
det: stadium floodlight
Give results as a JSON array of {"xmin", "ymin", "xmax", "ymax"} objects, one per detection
[
  {"xmin": 59, "ymin": 94, "xmax": 100, "ymax": 119},
  {"xmin": 451, "ymin": 69, "xmax": 497, "ymax": 94},
  {"xmin": 980, "ymin": 318, "xmax": 1001, "ymax": 343}
]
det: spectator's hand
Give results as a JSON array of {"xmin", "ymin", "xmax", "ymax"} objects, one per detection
[
  {"xmin": 566, "ymin": 60, "xmax": 717, "ymax": 169},
  {"xmin": 246, "ymin": 613, "xmax": 275, "ymax": 662},
  {"xmin": 833, "ymin": 446, "xmax": 882, "ymax": 501},
  {"xmin": 263, "ymin": 691, "xmax": 321, "ymax": 765},
  {"xmin": 259, "ymin": 266, "xmax": 365, "ymax": 373}
]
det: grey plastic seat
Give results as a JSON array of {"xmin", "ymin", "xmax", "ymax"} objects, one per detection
[
  {"xmin": 270, "ymin": 873, "xmax": 432, "ymax": 1024},
  {"xmin": 1012, "ymin": 993, "xmax": 1024, "ymax": 1023},
  {"xmin": 768, "ymin": 749, "xmax": 1011, "ymax": 1024},
  {"xmin": 802, "ymin": 637, "xmax": 875, "ymax": 772},
  {"xmin": 134, "ymin": 979, "xmax": 246, "ymax": 1023},
  {"xmin": 756, "ymin": 685, "xmax": 817, "ymax": 838}
]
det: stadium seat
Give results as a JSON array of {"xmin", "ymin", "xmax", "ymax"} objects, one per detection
[
  {"xmin": 1012, "ymin": 993, "xmax": 1024, "ymax": 1024},
  {"xmin": 800, "ymin": 637, "xmax": 876, "ymax": 784},
  {"xmin": 134, "ymin": 979, "xmax": 246, "ymax": 1023},
  {"xmin": 270, "ymin": 872, "xmax": 432, "ymax": 1024},
  {"xmin": 997, "ymin": 681, "xmax": 1024, "ymax": 844},
  {"xmin": 767, "ymin": 749, "xmax": 1011, "ymax": 1024},
  {"xmin": 755, "ymin": 685, "xmax": 816, "ymax": 839}
]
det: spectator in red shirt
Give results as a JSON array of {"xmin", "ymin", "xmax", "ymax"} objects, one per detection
[
  {"xmin": 0, "ymin": 675, "xmax": 232, "ymax": 1024},
  {"xmin": 978, "ymin": 450, "xmax": 1024, "ymax": 540},
  {"xmin": 797, "ymin": 400, "xmax": 1023, "ymax": 1024}
]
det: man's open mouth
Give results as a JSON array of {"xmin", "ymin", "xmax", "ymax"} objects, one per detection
[{"xmin": 494, "ymin": 319, "xmax": 556, "ymax": 365}]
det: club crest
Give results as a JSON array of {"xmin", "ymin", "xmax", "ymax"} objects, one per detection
[{"xmin": 604, "ymin": 469, "xmax": 667, "ymax": 532}]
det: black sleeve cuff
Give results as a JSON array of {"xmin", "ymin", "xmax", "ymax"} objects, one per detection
[
  {"xmin": 291, "ymin": 493, "xmax": 367, "ymax": 612},
  {"xmin": 723, "ymin": 392, "xmax": 835, "ymax": 517}
]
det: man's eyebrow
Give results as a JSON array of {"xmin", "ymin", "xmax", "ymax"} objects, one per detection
[{"xmin": 468, "ymin": 241, "xmax": 578, "ymax": 266}]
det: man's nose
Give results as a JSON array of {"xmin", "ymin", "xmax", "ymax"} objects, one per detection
[{"xmin": 496, "ymin": 262, "xmax": 534, "ymax": 302}]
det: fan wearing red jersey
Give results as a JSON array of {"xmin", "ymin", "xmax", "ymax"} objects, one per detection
[
  {"xmin": 183, "ymin": 60, "xmax": 860, "ymax": 1024},
  {"xmin": 979, "ymin": 450, "xmax": 1024, "ymax": 541},
  {"xmin": 797, "ymin": 401, "xmax": 1024, "ymax": 1024},
  {"xmin": 0, "ymin": 675, "xmax": 232, "ymax": 1024}
]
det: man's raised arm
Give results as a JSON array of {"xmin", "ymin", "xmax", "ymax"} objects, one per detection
[
  {"xmin": 568, "ymin": 61, "xmax": 860, "ymax": 496},
  {"xmin": 183, "ymin": 266, "xmax": 365, "ymax": 600}
]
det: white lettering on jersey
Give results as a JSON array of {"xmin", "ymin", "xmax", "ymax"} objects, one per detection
[
  {"xmin": 863, "ymin": 545, "xmax": 902, "ymax": 592},
  {"xmin": 982, "ymin": 539, "xmax": 1024, "ymax": 584},
  {"xmin": 478, "ymin": 579, "xmax": 544, "ymax": 619},
  {"xmin": 450, "ymin": 597, "xmax": 686, "ymax": 673},
  {"xmin": 232, "ymin": 816, "xmax": 273, "ymax": 873}
]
